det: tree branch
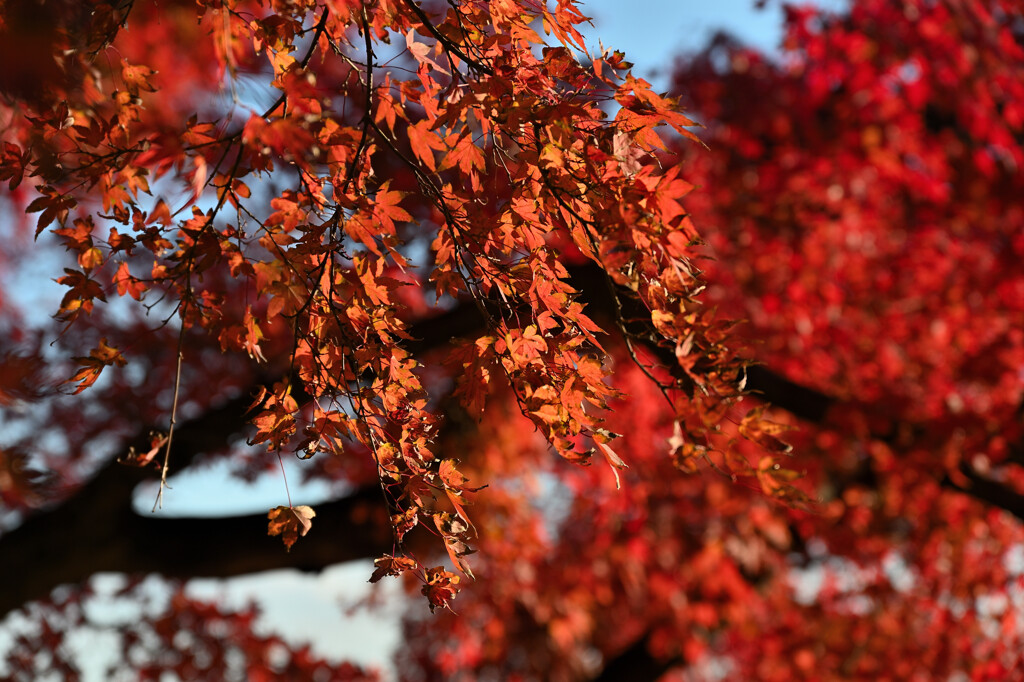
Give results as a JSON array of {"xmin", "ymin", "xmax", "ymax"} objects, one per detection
[
  {"xmin": 0, "ymin": 480, "xmax": 391, "ymax": 619},
  {"xmin": 0, "ymin": 262, "xmax": 842, "ymax": 619},
  {"xmin": 0, "ymin": 385, "xmax": 388, "ymax": 619},
  {"xmin": 3, "ymin": 261, "xmax": 1019, "ymax": 627},
  {"xmin": 591, "ymin": 632, "xmax": 683, "ymax": 682},
  {"xmin": 942, "ymin": 463, "xmax": 1024, "ymax": 524}
]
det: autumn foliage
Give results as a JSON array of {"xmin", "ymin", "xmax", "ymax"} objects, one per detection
[{"xmin": 1, "ymin": 0, "xmax": 1024, "ymax": 679}]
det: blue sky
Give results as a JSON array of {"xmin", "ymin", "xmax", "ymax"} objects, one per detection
[
  {"xmin": 585, "ymin": 0, "xmax": 800, "ymax": 84},
  {"xmin": 583, "ymin": 0, "xmax": 848, "ymax": 88}
]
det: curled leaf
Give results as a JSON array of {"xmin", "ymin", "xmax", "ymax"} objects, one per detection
[
  {"xmin": 120, "ymin": 431, "xmax": 167, "ymax": 468},
  {"xmin": 369, "ymin": 554, "xmax": 418, "ymax": 583},
  {"xmin": 421, "ymin": 566, "xmax": 461, "ymax": 613},
  {"xmin": 267, "ymin": 504, "xmax": 316, "ymax": 551},
  {"xmin": 392, "ymin": 506, "xmax": 420, "ymax": 543},
  {"xmin": 595, "ymin": 438, "xmax": 628, "ymax": 489},
  {"xmin": 66, "ymin": 338, "xmax": 127, "ymax": 394},
  {"xmin": 739, "ymin": 407, "xmax": 794, "ymax": 454}
]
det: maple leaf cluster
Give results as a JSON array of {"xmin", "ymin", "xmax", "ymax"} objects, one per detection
[
  {"xmin": 2, "ymin": 0, "xmax": 1024, "ymax": 680},
  {"xmin": 0, "ymin": 0, "xmax": 767, "ymax": 614}
]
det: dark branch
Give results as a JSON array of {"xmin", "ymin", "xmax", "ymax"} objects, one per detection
[
  {"xmin": 0, "ymin": 479, "xmax": 391, "ymax": 619},
  {"xmin": 744, "ymin": 364, "xmax": 833, "ymax": 423},
  {"xmin": 3, "ymin": 260, "xmax": 1019, "ymax": 628},
  {"xmin": 591, "ymin": 632, "xmax": 683, "ymax": 682},
  {"xmin": 0, "ymin": 261, "xmax": 841, "ymax": 618},
  {"xmin": 942, "ymin": 463, "xmax": 1024, "ymax": 524},
  {"xmin": 0, "ymin": 387, "xmax": 387, "ymax": 619}
]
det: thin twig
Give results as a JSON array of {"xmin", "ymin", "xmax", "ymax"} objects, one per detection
[
  {"xmin": 153, "ymin": 313, "xmax": 187, "ymax": 511},
  {"xmin": 277, "ymin": 450, "xmax": 294, "ymax": 508}
]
